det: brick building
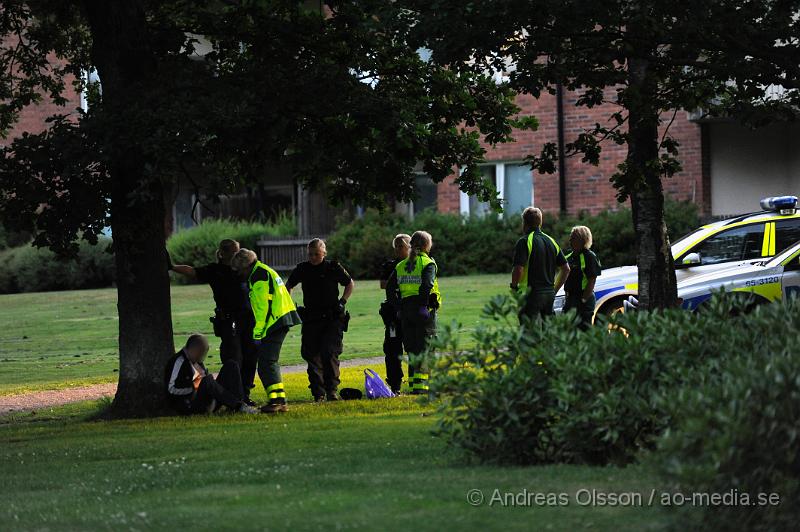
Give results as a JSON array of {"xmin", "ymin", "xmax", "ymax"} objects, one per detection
[
  {"xmin": 419, "ymin": 87, "xmax": 800, "ymax": 220},
  {"xmin": 413, "ymin": 90, "xmax": 708, "ymax": 219},
  {"xmin": 2, "ymin": 68, "xmax": 82, "ymax": 140}
]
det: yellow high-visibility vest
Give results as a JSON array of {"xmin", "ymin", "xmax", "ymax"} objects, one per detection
[
  {"xmin": 396, "ymin": 252, "xmax": 442, "ymax": 307},
  {"xmin": 248, "ymin": 261, "xmax": 299, "ymax": 339}
]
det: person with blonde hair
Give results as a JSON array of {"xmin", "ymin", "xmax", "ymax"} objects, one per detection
[
  {"xmin": 286, "ymin": 238, "xmax": 355, "ymax": 402},
  {"xmin": 385, "ymin": 230, "xmax": 441, "ymax": 394},
  {"xmin": 379, "ymin": 233, "xmax": 411, "ymax": 394},
  {"xmin": 169, "ymin": 239, "xmax": 258, "ymax": 406},
  {"xmin": 511, "ymin": 207, "xmax": 570, "ymax": 322},
  {"xmin": 231, "ymin": 248, "xmax": 302, "ymax": 413},
  {"xmin": 563, "ymin": 225, "xmax": 602, "ymax": 328}
]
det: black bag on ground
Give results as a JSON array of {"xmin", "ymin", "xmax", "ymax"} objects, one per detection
[{"xmin": 340, "ymin": 388, "xmax": 363, "ymax": 400}]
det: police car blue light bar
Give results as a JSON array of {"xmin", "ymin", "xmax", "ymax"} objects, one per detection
[{"xmin": 760, "ymin": 196, "xmax": 798, "ymax": 211}]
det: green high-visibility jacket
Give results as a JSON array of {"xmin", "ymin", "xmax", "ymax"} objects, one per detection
[
  {"xmin": 248, "ymin": 261, "xmax": 301, "ymax": 340},
  {"xmin": 395, "ymin": 252, "xmax": 442, "ymax": 308}
]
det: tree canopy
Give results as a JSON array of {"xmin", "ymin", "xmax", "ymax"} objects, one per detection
[{"xmin": 2, "ymin": 0, "xmax": 524, "ymax": 254}]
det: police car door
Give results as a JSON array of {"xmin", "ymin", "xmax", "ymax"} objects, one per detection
[{"xmin": 780, "ymin": 247, "xmax": 800, "ymax": 301}]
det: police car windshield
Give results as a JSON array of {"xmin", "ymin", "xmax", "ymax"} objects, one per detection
[{"xmin": 671, "ymin": 227, "xmax": 712, "ymax": 257}]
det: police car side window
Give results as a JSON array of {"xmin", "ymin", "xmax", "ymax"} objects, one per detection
[
  {"xmin": 694, "ymin": 224, "xmax": 764, "ymax": 265},
  {"xmin": 775, "ymin": 219, "xmax": 800, "ymax": 253}
]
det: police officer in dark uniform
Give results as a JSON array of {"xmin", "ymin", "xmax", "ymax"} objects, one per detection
[
  {"xmin": 286, "ymin": 238, "xmax": 355, "ymax": 401},
  {"xmin": 379, "ymin": 233, "xmax": 411, "ymax": 394},
  {"xmin": 511, "ymin": 207, "xmax": 570, "ymax": 322},
  {"xmin": 564, "ymin": 225, "xmax": 602, "ymax": 329},
  {"xmin": 170, "ymin": 239, "xmax": 257, "ymax": 405}
]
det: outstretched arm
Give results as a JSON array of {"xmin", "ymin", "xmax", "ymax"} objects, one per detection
[{"xmin": 171, "ymin": 264, "xmax": 197, "ymax": 278}]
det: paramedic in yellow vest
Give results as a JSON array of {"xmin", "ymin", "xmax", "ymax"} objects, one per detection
[
  {"xmin": 564, "ymin": 226, "xmax": 602, "ymax": 329},
  {"xmin": 510, "ymin": 207, "xmax": 570, "ymax": 322},
  {"xmin": 232, "ymin": 248, "xmax": 302, "ymax": 413},
  {"xmin": 385, "ymin": 231, "xmax": 441, "ymax": 395}
]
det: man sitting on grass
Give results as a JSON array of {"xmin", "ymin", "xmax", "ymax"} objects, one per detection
[{"xmin": 165, "ymin": 334, "xmax": 258, "ymax": 415}]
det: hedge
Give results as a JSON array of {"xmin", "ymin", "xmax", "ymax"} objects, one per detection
[
  {"xmin": 655, "ymin": 299, "xmax": 800, "ymax": 531},
  {"xmin": 326, "ymin": 199, "xmax": 700, "ymax": 278},
  {"xmin": 427, "ymin": 292, "xmax": 798, "ymax": 459},
  {"xmin": 166, "ymin": 216, "xmax": 296, "ymax": 269},
  {"xmin": 0, "ymin": 237, "xmax": 115, "ymax": 294}
]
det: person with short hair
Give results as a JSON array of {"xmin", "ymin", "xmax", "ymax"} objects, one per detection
[
  {"xmin": 231, "ymin": 248, "xmax": 302, "ymax": 413},
  {"xmin": 563, "ymin": 226, "xmax": 602, "ymax": 329},
  {"xmin": 385, "ymin": 230, "xmax": 441, "ymax": 395},
  {"xmin": 165, "ymin": 334, "xmax": 257, "ymax": 414},
  {"xmin": 511, "ymin": 207, "xmax": 570, "ymax": 322},
  {"xmin": 379, "ymin": 233, "xmax": 411, "ymax": 394},
  {"xmin": 170, "ymin": 239, "xmax": 258, "ymax": 406},
  {"xmin": 286, "ymin": 238, "xmax": 355, "ymax": 402}
]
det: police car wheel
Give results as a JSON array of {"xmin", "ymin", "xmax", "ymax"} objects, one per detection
[{"xmin": 598, "ymin": 297, "xmax": 626, "ymax": 317}]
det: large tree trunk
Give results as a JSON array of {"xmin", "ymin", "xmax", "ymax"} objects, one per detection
[
  {"xmin": 627, "ymin": 56, "xmax": 678, "ymax": 310},
  {"xmin": 84, "ymin": 1, "xmax": 175, "ymax": 416}
]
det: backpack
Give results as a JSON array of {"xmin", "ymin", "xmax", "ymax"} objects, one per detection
[{"xmin": 364, "ymin": 368, "xmax": 395, "ymax": 399}]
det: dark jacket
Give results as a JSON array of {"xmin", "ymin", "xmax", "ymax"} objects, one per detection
[{"xmin": 165, "ymin": 349, "xmax": 203, "ymax": 399}]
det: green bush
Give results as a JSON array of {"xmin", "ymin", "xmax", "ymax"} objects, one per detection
[
  {"xmin": 654, "ymin": 300, "xmax": 800, "ymax": 531},
  {"xmin": 166, "ymin": 215, "xmax": 296, "ymax": 269},
  {"xmin": 0, "ymin": 237, "xmax": 115, "ymax": 294},
  {"xmin": 424, "ymin": 293, "xmax": 746, "ymax": 466},
  {"xmin": 326, "ymin": 199, "xmax": 699, "ymax": 279}
]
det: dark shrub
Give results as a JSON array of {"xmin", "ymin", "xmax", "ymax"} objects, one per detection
[
  {"xmin": 0, "ymin": 237, "xmax": 114, "ymax": 294},
  {"xmin": 166, "ymin": 216, "xmax": 296, "ymax": 271},
  {"xmin": 327, "ymin": 199, "xmax": 699, "ymax": 278},
  {"xmin": 655, "ymin": 300, "xmax": 800, "ymax": 531},
  {"xmin": 425, "ymin": 293, "xmax": 746, "ymax": 465},
  {"xmin": 0, "ymin": 225, "xmax": 32, "ymax": 250}
]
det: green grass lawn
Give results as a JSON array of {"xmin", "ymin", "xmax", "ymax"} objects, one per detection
[
  {"xmin": 0, "ymin": 274, "xmax": 507, "ymax": 395},
  {"xmin": 0, "ymin": 365, "xmax": 673, "ymax": 531}
]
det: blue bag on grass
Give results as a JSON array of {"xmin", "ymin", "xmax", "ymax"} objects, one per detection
[{"xmin": 364, "ymin": 368, "xmax": 395, "ymax": 399}]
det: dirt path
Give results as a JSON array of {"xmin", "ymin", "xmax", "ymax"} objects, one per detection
[{"xmin": 0, "ymin": 356, "xmax": 386, "ymax": 416}]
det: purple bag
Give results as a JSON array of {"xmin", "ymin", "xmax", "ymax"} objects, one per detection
[{"xmin": 364, "ymin": 368, "xmax": 395, "ymax": 399}]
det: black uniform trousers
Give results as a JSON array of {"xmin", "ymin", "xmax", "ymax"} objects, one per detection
[
  {"xmin": 563, "ymin": 293, "xmax": 596, "ymax": 330},
  {"xmin": 257, "ymin": 326, "xmax": 288, "ymax": 405},
  {"xmin": 171, "ymin": 361, "xmax": 245, "ymax": 415},
  {"xmin": 383, "ymin": 319, "xmax": 404, "ymax": 393},
  {"xmin": 519, "ymin": 290, "xmax": 556, "ymax": 323},
  {"xmin": 217, "ymin": 312, "xmax": 258, "ymax": 400},
  {"xmin": 400, "ymin": 300, "xmax": 437, "ymax": 394},
  {"xmin": 301, "ymin": 317, "xmax": 343, "ymax": 398}
]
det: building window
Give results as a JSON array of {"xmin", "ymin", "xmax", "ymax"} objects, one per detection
[
  {"xmin": 413, "ymin": 174, "xmax": 438, "ymax": 215},
  {"xmin": 459, "ymin": 162, "xmax": 533, "ymax": 217},
  {"xmin": 503, "ymin": 163, "xmax": 534, "ymax": 215},
  {"xmin": 467, "ymin": 166, "xmax": 496, "ymax": 217}
]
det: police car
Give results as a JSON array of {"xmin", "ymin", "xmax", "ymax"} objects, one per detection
[
  {"xmin": 553, "ymin": 196, "xmax": 800, "ymax": 317},
  {"xmin": 677, "ymin": 238, "xmax": 800, "ymax": 310}
]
